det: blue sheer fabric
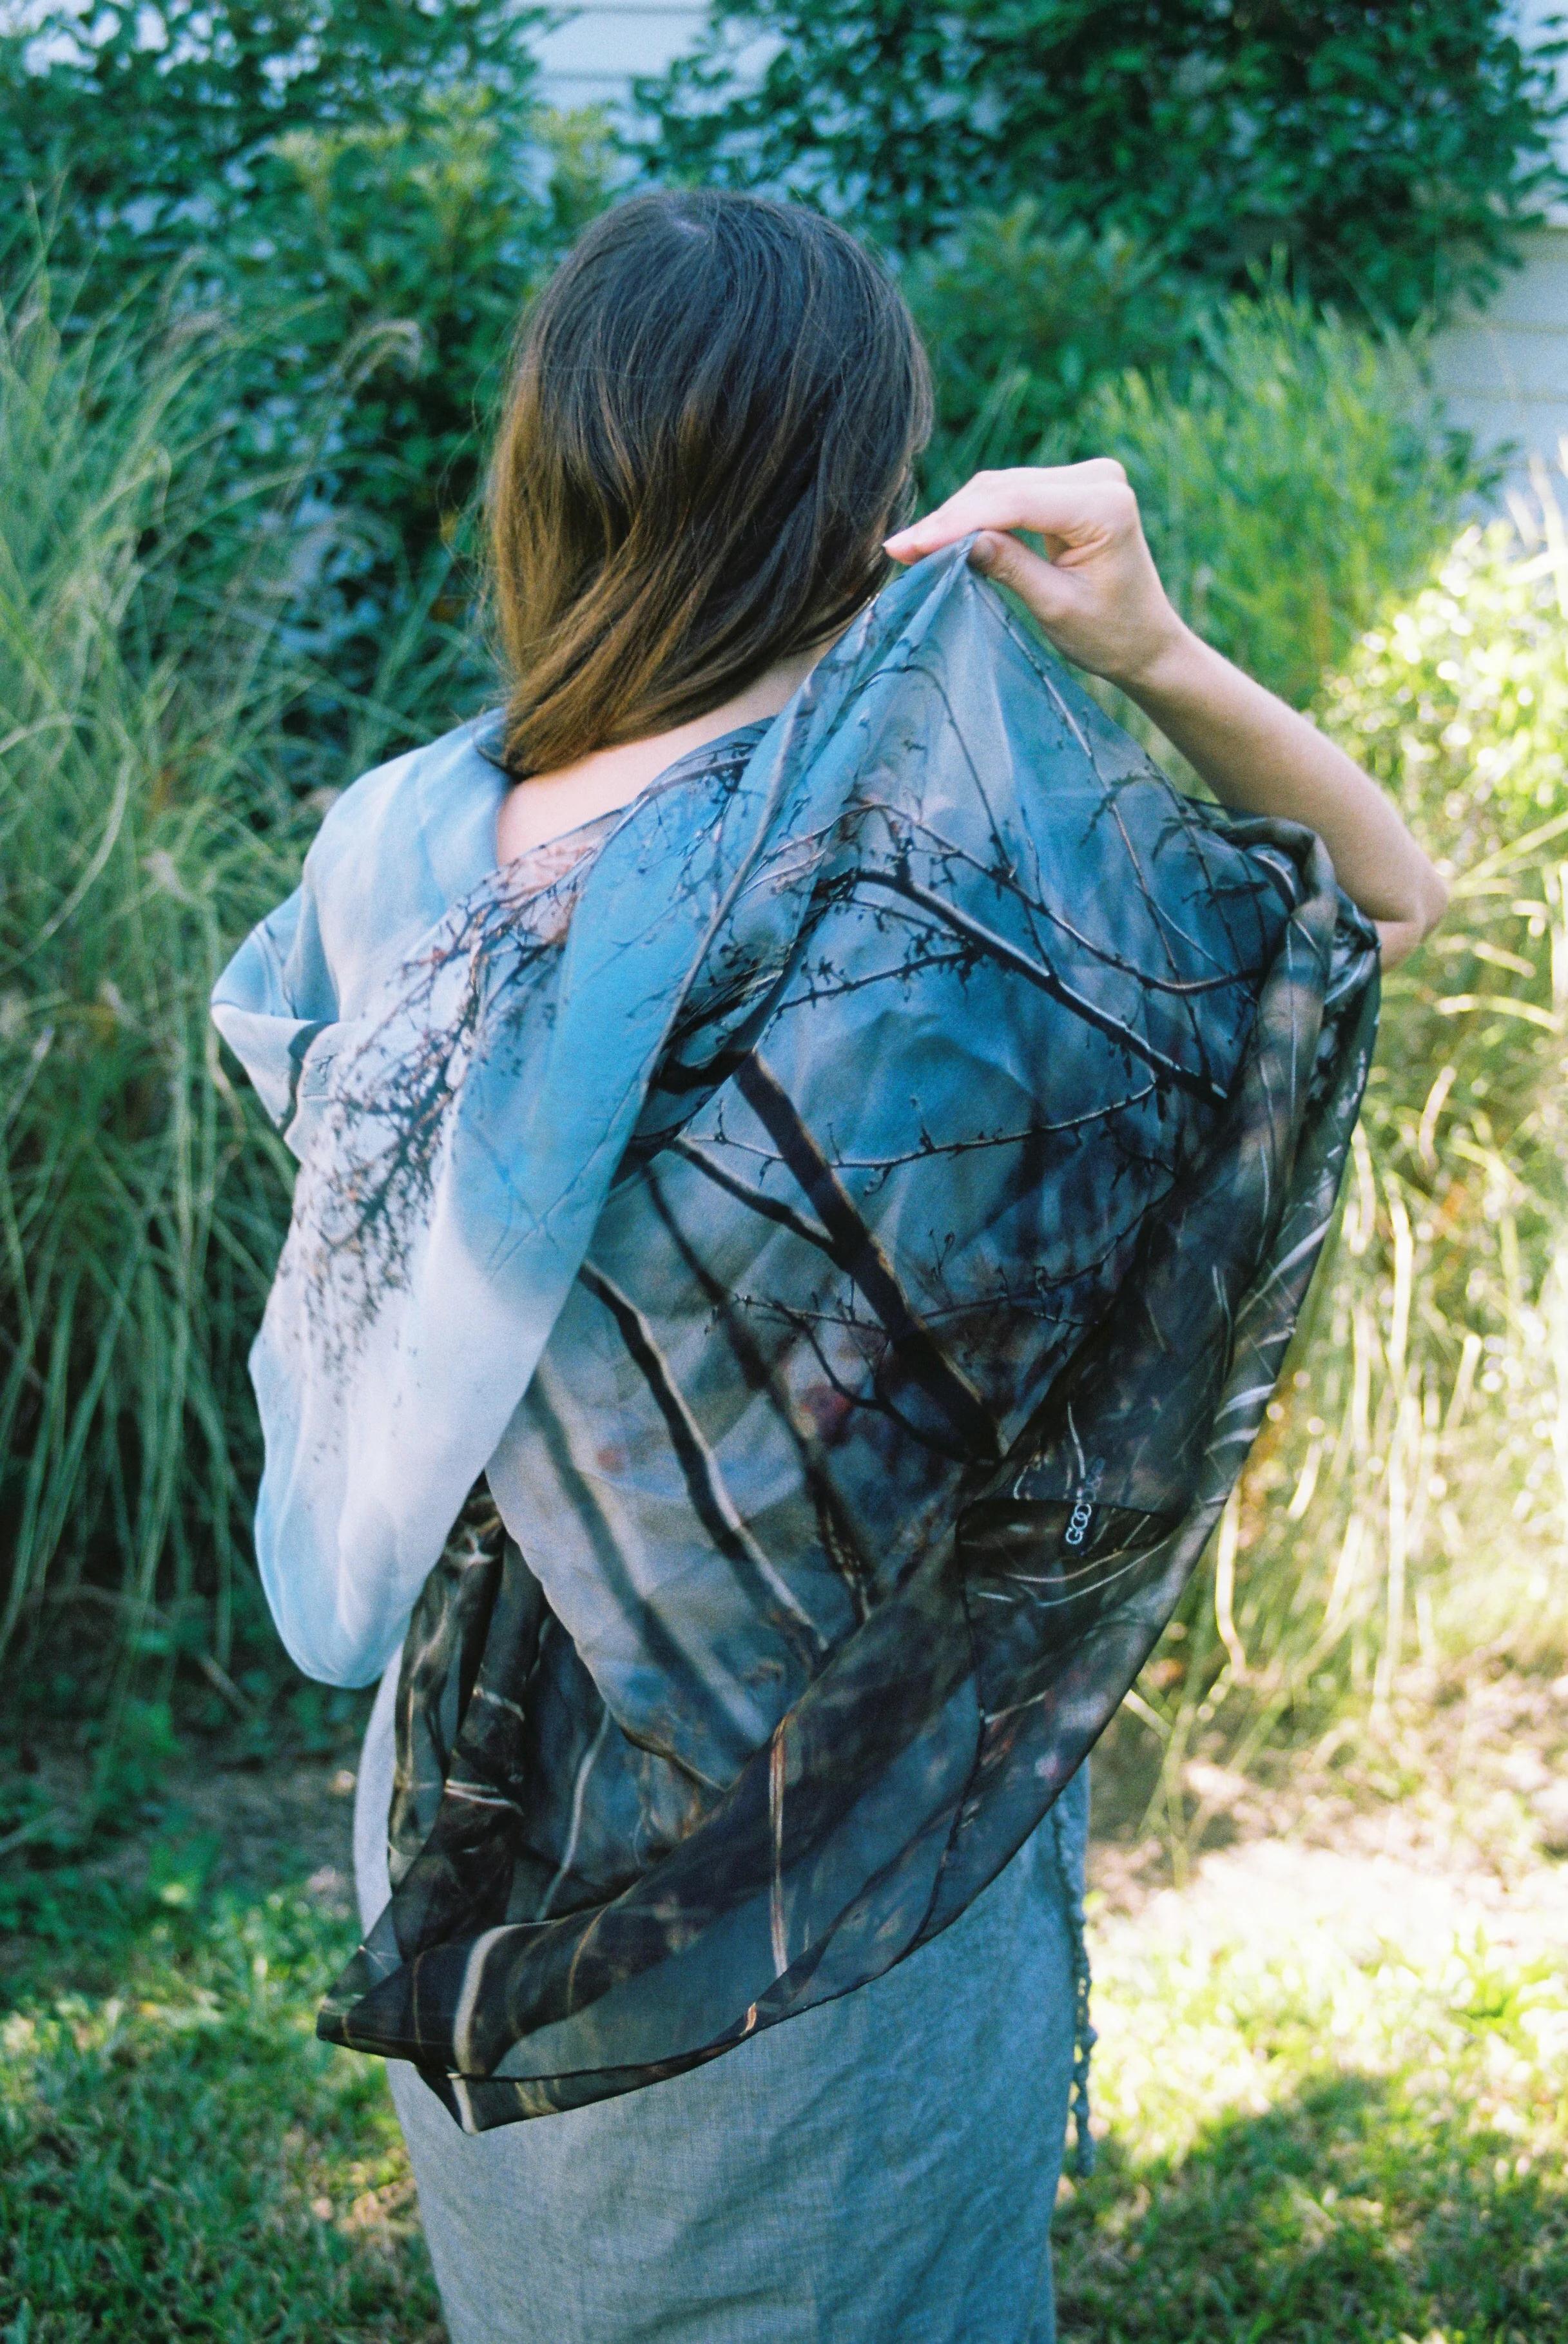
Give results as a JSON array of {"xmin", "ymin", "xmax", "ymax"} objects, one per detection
[
  {"xmin": 353, "ymin": 1664, "xmax": 1090, "ymax": 2344},
  {"xmin": 213, "ymin": 544, "xmax": 1377, "ymax": 2131}
]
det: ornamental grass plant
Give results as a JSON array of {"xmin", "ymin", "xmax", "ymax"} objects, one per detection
[
  {"xmin": 0, "ymin": 260, "xmax": 484, "ymax": 1718},
  {"xmin": 0, "ymin": 251, "xmax": 490, "ymax": 1726},
  {"xmin": 0, "ymin": 270, "xmax": 311, "ymax": 1696},
  {"xmin": 1129, "ymin": 467, "xmax": 1568, "ymax": 1843}
]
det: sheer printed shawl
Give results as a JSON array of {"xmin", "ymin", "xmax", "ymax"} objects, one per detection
[{"xmin": 213, "ymin": 543, "xmax": 1379, "ymax": 2129}]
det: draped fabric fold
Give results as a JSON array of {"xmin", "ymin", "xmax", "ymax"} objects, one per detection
[{"xmin": 214, "ymin": 545, "xmax": 1377, "ymax": 2129}]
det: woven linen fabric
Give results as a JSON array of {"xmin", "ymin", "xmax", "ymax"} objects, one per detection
[
  {"xmin": 353, "ymin": 1663, "xmax": 1090, "ymax": 2344},
  {"xmin": 213, "ymin": 543, "xmax": 1379, "ymax": 2132}
]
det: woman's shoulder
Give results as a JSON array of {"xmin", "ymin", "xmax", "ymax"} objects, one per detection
[
  {"xmin": 307, "ymin": 715, "xmax": 506, "ymax": 891},
  {"xmin": 212, "ymin": 716, "xmax": 508, "ymax": 1099}
]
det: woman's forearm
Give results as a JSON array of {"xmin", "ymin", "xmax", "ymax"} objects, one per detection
[
  {"xmin": 1116, "ymin": 624, "xmax": 1448, "ymax": 967},
  {"xmin": 885, "ymin": 463, "xmax": 1449, "ymax": 968}
]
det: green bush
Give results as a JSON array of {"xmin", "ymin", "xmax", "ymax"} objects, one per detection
[
  {"xmin": 0, "ymin": 3, "xmax": 612, "ymax": 702},
  {"xmin": 243, "ymin": 95, "xmax": 615, "ymax": 630},
  {"xmin": 1081, "ymin": 293, "xmax": 1480, "ymax": 709},
  {"xmin": 0, "ymin": 0, "xmax": 544, "ymax": 273},
  {"xmin": 644, "ymin": 0, "xmax": 1565, "ymax": 324},
  {"xmin": 905, "ymin": 204, "xmax": 1205, "ymax": 493}
]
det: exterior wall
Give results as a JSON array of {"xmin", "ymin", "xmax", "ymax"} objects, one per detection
[
  {"xmin": 1428, "ymin": 1, "xmax": 1568, "ymax": 473},
  {"xmin": 532, "ymin": 0, "xmax": 708, "ymax": 110},
  {"xmin": 1430, "ymin": 226, "xmax": 1568, "ymax": 472}
]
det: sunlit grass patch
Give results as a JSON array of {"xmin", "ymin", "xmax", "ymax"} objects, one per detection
[
  {"xmin": 0, "ymin": 1865, "xmax": 440, "ymax": 2340},
  {"xmin": 1058, "ymin": 1852, "xmax": 1568, "ymax": 2341}
]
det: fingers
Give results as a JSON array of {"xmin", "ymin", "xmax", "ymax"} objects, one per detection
[
  {"xmin": 885, "ymin": 460, "xmax": 1135, "ymax": 566},
  {"xmin": 967, "ymin": 529, "xmax": 1074, "ymax": 621}
]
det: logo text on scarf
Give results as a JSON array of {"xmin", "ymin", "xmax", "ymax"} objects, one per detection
[{"xmin": 1065, "ymin": 1457, "xmax": 1107, "ymax": 1548}]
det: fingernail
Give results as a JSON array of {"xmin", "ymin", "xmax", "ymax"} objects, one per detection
[{"xmin": 968, "ymin": 533, "xmax": 997, "ymax": 575}]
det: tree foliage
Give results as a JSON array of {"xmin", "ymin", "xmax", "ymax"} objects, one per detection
[
  {"xmin": 1, "ymin": 4, "xmax": 617, "ymax": 697},
  {"xmin": 1, "ymin": 0, "xmax": 544, "ymax": 266},
  {"xmin": 238, "ymin": 101, "xmax": 615, "ymax": 576},
  {"xmin": 643, "ymin": 0, "xmax": 1567, "ymax": 325}
]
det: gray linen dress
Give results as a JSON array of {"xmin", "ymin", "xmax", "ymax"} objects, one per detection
[{"xmin": 354, "ymin": 1660, "xmax": 1089, "ymax": 2344}]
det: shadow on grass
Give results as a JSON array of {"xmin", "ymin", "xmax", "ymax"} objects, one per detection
[
  {"xmin": 1, "ymin": 1816, "xmax": 443, "ymax": 2341},
  {"xmin": 1056, "ymin": 2068, "xmax": 1568, "ymax": 2343}
]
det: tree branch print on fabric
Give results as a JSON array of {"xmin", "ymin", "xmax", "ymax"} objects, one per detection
[{"xmin": 213, "ymin": 548, "xmax": 1375, "ymax": 2129}]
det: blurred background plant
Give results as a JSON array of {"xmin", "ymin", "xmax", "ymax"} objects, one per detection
[
  {"xmin": 902, "ymin": 205, "xmax": 1206, "ymax": 479},
  {"xmin": 0, "ymin": 0, "xmax": 1563, "ymax": 1809},
  {"xmin": 0, "ymin": 0, "xmax": 545, "ymax": 275},
  {"xmin": 0, "ymin": 268, "xmax": 310, "ymax": 1714},
  {"xmin": 1123, "ymin": 462, "xmax": 1568, "ymax": 1854},
  {"xmin": 2, "ymin": 0, "xmax": 615, "ymax": 711},
  {"xmin": 643, "ymin": 0, "xmax": 1566, "ymax": 321},
  {"xmin": 920, "ymin": 269, "xmax": 1485, "ymax": 708},
  {"xmin": 1081, "ymin": 292, "xmax": 1487, "ymax": 709}
]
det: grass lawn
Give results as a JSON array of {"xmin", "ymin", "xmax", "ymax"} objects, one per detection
[
  {"xmin": 1, "ymin": 1696, "xmax": 442, "ymax": 2341},
  {"xmin": 3, "ymin": 1666, "xmax": 1567, "ymax": 2341}
]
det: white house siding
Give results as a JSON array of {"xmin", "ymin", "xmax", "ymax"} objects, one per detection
[
  {"xmin": 1430, "ymin": 227, "xmax": 1568, "ymax": 472},
  {"xmin": 1428, "ymin": 3, "xmax": 1568, "ymax": 472},
  {"xmin": 532, "ymin": 0, "xmax": 710, "ymax": 111}
]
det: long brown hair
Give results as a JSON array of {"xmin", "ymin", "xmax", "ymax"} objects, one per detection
[{"xmin": 487, "ymin": 189, "xmax": 932, "ymax": 778}]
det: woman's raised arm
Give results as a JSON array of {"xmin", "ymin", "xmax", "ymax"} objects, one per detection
[{"xmin": 886, "ymin": 462, "xmax": 1447, "ymax": 966}]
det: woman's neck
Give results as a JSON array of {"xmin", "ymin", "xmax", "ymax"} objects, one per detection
[{"xmin": 495, "ymin": 639, "xmax": 829, "ymax": 866}]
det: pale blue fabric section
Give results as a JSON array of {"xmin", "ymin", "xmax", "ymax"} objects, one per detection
[
  {"xmin": 353, "ymin": 1663, "xmax": 1088, "ymax": 2344},
  {"xmin": 211, "ymin": 541, "xmax": 1179, "ymax": 1691}
]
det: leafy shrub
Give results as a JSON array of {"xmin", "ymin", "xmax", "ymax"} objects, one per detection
[
  {"xmin": 644, "ymin": 0, "xmax": 1565, "ymax": 325},
  {"xmin": 904, "ymin": 204, "xmax": 1205, "ymax": 494},
  {"xmin": 1081, "ymin": 293, "xmax": 1480, "ymax": 708},
  {"xmin": 243, "ymin": 95, "xmax": 615, "ymax": 649},
  {"xmin": 907, "ymin": 242, "xmax": 1481, "ymax": 711},
  {"xmin": 1337, "ymin": 478, "xmax": 1568, "ymax": 834},
  {"xmin": 0, "ymin": 0, "xmax": 543, "ymax": 273},
  {"xmin": 0, "ymin": 3, "xmax": 612, "ymax": 702}
]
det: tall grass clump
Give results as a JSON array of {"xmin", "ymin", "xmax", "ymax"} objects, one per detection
[
  {"xmin": 1083, "ymin": 292, "xmax": 1479, "ymax": 709},
  {"xmin": 0, "ymin": 269, "xmax": 316, "ymax": 1688},
  {"xmin": 920, "ymin": 280, "xmax": 1478, "ymax": 712},
  {"xmin": 1136, "ymin": 469, "xmax": 1568, "ymax": 1823}
]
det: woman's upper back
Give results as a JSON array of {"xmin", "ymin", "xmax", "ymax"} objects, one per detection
[{"xmin": 213, "ymin": 548, "xmax": 1308, "ymax": 1687}]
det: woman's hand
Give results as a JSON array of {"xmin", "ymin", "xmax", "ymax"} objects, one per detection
[
  {"xmin": 884, "ymin": 460, "xmax": 1184, "ymax": 690},
  {"xmin": 886, "ymin": 462, "xmax": 1448, "ymax": 966}
]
